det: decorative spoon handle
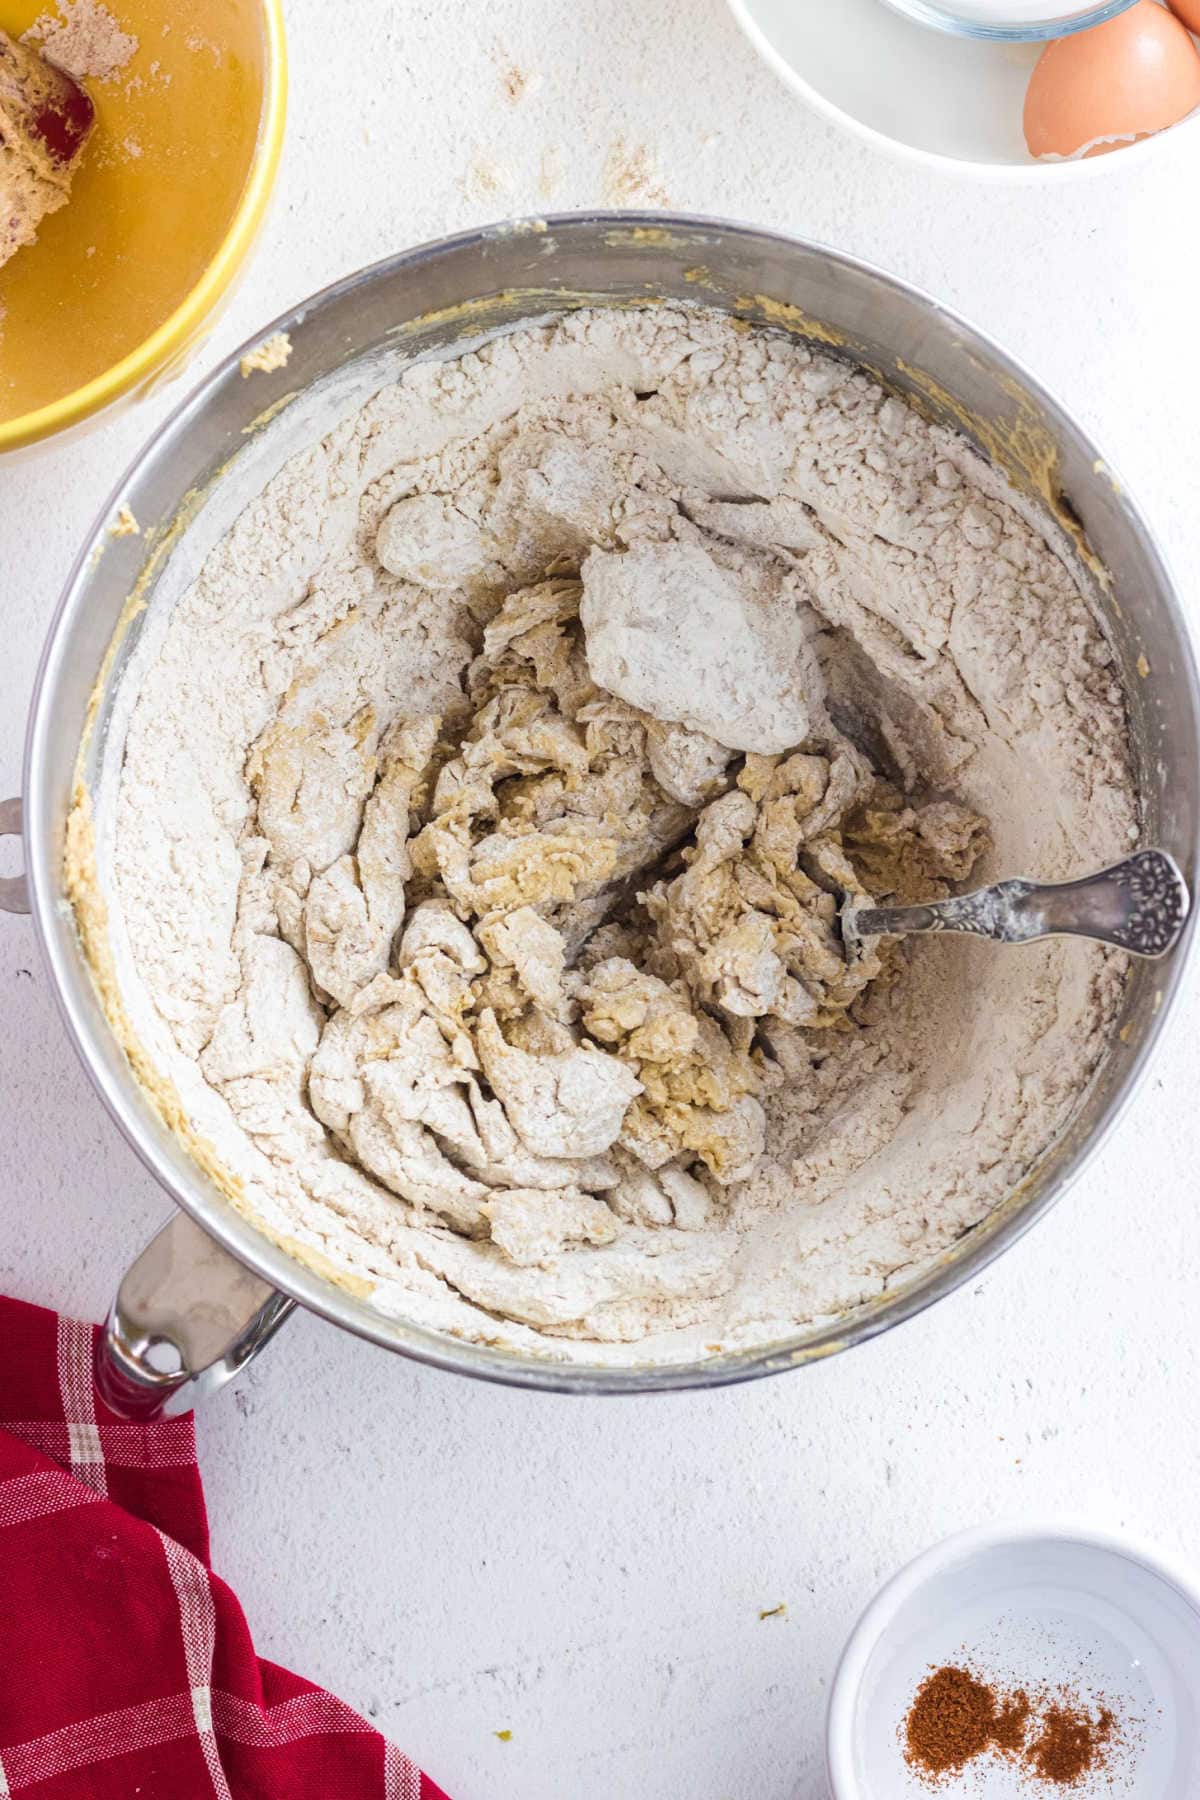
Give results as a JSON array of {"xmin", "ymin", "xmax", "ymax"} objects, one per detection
[{"xmin": 844, "ymin": 849, "xmax": 1190, "ymax": 960}]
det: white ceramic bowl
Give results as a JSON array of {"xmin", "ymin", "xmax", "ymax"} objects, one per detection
[
  {"xmin": 727, "ymin": 0, "xmax": 1200, "ymax": 178},
  {"xmin": 827, "ymin": 1522, "xmax": 1200, "ymax": 1797}
]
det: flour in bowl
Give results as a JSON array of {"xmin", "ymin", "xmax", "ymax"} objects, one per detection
[{"xmin": 96, "ymin": 305, "xmax": 1136, "ymax": 1362}]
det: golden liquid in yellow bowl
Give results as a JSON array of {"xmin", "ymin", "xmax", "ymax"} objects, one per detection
[{"xmin": 0, "ymin": 0, "xmax": 286, "ymax": 452}]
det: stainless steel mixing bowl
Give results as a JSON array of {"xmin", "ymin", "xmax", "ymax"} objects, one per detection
[{"xmin": 3, "ymin": 213, "xmax": 1196, "ymax": 1416}]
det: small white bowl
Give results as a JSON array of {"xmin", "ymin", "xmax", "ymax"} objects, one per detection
[
  {"xmin": 826, "ymin": 1522, "xmax": 1200, "ymax": 1797},
  {"xmin": 726, "ymin": 0, "xmax": 1200, "ymax": 179}
]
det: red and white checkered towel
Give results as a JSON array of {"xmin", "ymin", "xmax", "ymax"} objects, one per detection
[{"xmin": 0, "ymin": 1295, "xmax": 451, "ymax": 1799}]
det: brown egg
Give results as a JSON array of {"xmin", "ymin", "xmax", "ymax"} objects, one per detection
[
  {"xmin": 1024, "ymin": 0, "xmax": 1200, "ymax": 160},
  {"xmin": 1168, "ymin": 0, "xmax": 1200, "ymax": 32}
]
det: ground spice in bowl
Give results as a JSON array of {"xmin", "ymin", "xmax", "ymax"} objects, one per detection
[
  {"xmin": 1028, "ymin": 1702, "xmax": 1117, "ymax": 1786},
  {"xmin": 903, "ymin": 1664, "xmax": 1118, "ymax": 1788},
  {"xmin": 904, "ymin": 1666, "xmax": 1030, "ymax": 1775}
]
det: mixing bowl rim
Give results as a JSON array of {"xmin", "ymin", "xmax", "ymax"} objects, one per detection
[
  {"xmin": 22, "ymin": 210, "xmax": 1200, "ymax": 1395},
  {"xmin": 0, "ymin": 0, "xmax": 288, "ymax": 456}
]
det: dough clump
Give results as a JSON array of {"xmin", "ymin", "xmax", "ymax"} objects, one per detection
[
  {"xmin": 0, "ymin": 29, "xmax": 88, "ymax": 269},
  {"xmin": 249, "ymin": 566, "xmax": 983, "ymax": 1271},
  {"xmin": 102, "ymin": 304, "xmax": 1135, "ymax": 1359},
  {"xmin": 580, "ymin": 538, "xmax": 818, "ymax": 753}
]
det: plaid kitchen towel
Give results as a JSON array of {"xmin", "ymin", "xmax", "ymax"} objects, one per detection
[{"xmin": 0, "ymin": 1294, "xmax": 451, "ymax": 1799}]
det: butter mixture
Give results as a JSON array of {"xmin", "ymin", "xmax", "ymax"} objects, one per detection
[
  {"xmin": 1, "ymin": 3, "xmax": 136, "ymax": 272},
  {"xmin": 100, "ymin": 306, "xmax": 1136, "ymax": 1361},
  {"xmin": 0, "ymin": 29, "xmax": 90, "ymax": 271}
]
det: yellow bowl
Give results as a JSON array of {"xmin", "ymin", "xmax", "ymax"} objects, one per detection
[{"xmin": 0, "ymin": 0, "xmax": 286, "ymax": 453}]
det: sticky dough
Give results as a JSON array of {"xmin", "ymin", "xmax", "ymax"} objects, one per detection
[{"xmin": 98, "ymin": 305, "xmax": 1136, "ymax": 1363}]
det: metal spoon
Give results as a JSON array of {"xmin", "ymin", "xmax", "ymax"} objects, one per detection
[{"xmin": 842, "ymin": 848, "xmax": 1190, "ymax": 960}]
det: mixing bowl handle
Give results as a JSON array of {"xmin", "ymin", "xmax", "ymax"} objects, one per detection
[
  {"xmin": 0, "ymin": 797, "xmax": 30, "ymax": 914},
  {"xmin": 0, "ymin": 796, "xmax": 292, "ymax": 1416},
  {"xmin": 97, "ymin": 1210, "xmax": 296, "ymax": 1419}
]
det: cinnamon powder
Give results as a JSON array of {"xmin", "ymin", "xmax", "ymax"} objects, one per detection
[
  {"xmin": 904, "ymin": 1666, "xmax": 1030, "ymax": 1776},
  {"xmin": 1027, "ymin": 1702, "xmax": 1116, "ymax": 1785},
  {"xmin": 903, "ymin": 1665, "xmax": 1118, "ymax": 1788}
]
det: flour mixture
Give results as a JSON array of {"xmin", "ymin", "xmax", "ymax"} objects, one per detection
[{"xmin": 97, "ymin": 305, "xmax": 1136, "ymax": 1361}]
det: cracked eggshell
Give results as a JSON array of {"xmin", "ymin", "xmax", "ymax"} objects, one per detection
[{"xmin": 1024, "ymin": 0, "xmax": 1200, "ymax": 161}]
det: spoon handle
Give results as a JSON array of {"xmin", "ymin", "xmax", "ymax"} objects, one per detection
[{"xmin": 846, "ymin": 849, "xmax": 1190, "ymax": 960}]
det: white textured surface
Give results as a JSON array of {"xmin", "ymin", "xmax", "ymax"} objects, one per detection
[{"xmin": 1, "ymin": 4, "xmax": 1199, "ymax": 1797}]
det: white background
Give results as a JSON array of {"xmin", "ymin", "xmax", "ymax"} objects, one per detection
[{"xmin": 2, "ymin": 4, "xmax": 1198, "ymax": 1797}]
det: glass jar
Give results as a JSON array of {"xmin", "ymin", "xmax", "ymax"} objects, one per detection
[{"xmin": 876, "ymin": 0, "xmax": 1139, "ymax": 39}]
